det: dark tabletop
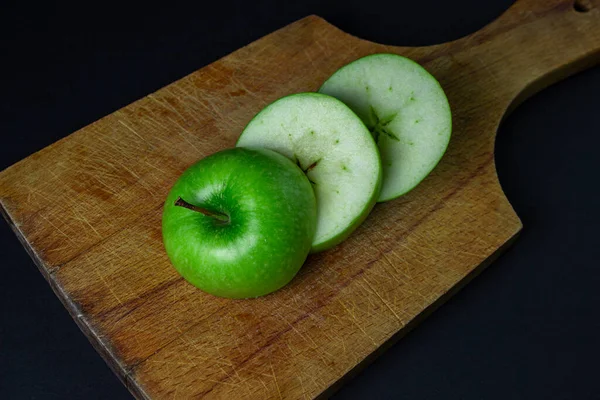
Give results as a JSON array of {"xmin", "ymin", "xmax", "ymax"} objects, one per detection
[{"xmin": 1, "ymin": 1, "xmax": 599, "ymax": 399}]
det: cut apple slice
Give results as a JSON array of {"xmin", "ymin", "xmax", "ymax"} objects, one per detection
[
  {"xmin": 319, "ymin": 53, "xmax": 452, "ymax": 202},
  {"xmin": 237, "ymin": 93, "xmax": 381, "ymax": 252}
]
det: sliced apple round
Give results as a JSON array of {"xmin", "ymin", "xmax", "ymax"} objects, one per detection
[
  {"xmin": 236, "ymin": 93, "xmax": 381, "ymax": 252},
  {"xmin": 319, "ymin": 53, "xmax": 452, "ymax": 202}
]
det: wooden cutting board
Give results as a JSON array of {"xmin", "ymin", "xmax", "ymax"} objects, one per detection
[{"xmin": 2, "ymin": 0, "xmax": 599, "ymax": 398}]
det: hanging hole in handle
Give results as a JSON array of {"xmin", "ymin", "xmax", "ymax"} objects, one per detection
[{"xmin": 573, "ymin": 0, "xmax": 592, "ymax": 13}]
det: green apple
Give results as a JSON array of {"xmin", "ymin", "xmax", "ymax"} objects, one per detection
[
  {"xmin": 319, "ymin": 53, "xmax": 452, "ymax": 201},
  {"xmin": 162, "ymin": 147, "xmax": 317, "ymax": 299},
  {"xmin": 236, "ymin": 93, "xmax": 382, "ymax": 252}
]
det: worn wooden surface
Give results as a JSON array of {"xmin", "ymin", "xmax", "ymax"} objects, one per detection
[{"xmin": 1, "ymin": 0, "xmax": 599, "ymax": 398}]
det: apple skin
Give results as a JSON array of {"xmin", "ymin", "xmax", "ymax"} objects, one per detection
[{"xmin": 162, "ymin": 147, "xmax": 317, "ymax": 299}]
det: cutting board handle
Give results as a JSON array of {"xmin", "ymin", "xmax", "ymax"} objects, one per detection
[{"xmin": 473, "ymin": 0, "xmax": 600, "ymax": 113}]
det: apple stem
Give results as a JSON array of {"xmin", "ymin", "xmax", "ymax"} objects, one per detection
[
  {"xmin": 174, "ymin": 197, "xmax": 229, "ymax": 223},
  {"xmin": 304, "ymin": 160, "xmax": 319, "ymax": 172}
]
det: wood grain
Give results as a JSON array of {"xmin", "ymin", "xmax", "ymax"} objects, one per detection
[{"xmin": 1, "ymin": 0, "xmax": 599, "ymax": 398}]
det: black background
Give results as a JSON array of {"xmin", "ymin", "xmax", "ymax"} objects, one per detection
[{"xmin": 1, "ymin": 1, "xmax": 599, "ymax": 398}]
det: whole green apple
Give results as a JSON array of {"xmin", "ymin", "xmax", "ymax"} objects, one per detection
[{"xmin": 162, "ymin": 147, "xmax": 317, "ymax": 299}]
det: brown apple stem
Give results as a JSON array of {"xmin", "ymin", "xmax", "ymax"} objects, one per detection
[
  {"xmin": 174, "ymin": 197, "xmax": 229, "ymax": 223},
  {"xmin": 304, "ymin": 160, "xmax": 319, "ymax": 172}
]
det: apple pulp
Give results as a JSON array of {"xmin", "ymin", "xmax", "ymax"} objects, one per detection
[
  {"xmin": 319, "ymin": 53, "xmax": 452, "ymax": 201},
  {"xmin": 236, "ymin": 93, "xmax": 382, "ymax": 252}
]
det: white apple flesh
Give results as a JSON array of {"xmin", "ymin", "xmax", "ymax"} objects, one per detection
[
  {"xmin": 237, "ymin": 93, "xmax": 382, "ymax": 252},
  {"xmin": 319, "ymin": 53, "xmax": 452, "ymax": 202}
]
